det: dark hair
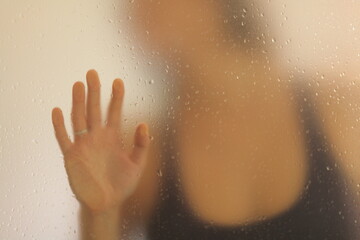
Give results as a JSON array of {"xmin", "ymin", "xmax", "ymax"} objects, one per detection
[{"xmin": 218, "ymin": 0, "xmax": 267, "ymax": 54}]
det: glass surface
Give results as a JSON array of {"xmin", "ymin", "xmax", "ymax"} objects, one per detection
[{"xmin": 1, "ymin": 0, "xmax": 360, "ymax": 239}]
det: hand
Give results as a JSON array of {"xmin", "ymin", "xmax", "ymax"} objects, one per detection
[{"xmin": 51, "ymin": 69, "xmax": 150, "ymax": 213}]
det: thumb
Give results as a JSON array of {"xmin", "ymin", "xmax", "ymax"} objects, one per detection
[{"xmin": 130, "ymin": 123, "xmax": 150, "ymax": 166}]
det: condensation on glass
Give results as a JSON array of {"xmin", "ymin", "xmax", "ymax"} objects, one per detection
[{"xmin": 1, "ymin": 0, "xmax": 360, "ymax": 239}]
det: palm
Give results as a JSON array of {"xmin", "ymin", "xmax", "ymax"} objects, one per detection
[
  {"xmin": 52, "ymin": 69, "xmax": 150, "ymax": 212},
  {"xmin": 64, "ymin": 128, "xmax": 141, "ymax": 211}
]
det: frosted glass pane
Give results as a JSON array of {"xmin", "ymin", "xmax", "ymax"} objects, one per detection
[{"xmin": 1, "ymin": 0, "xmax": 360, "ymax": 239}]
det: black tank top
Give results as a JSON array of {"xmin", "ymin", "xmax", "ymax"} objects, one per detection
[{"xmin": 145, "ymin": 81, "xmax": 359, "ymax": 239}]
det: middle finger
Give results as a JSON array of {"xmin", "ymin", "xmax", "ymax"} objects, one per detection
[{"xmin": 86, "ymin": 69, "xmax": 102, "ymax": 130}]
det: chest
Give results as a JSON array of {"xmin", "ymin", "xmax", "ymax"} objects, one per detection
[{"xmin": 172, "ymin": 98, "xmax": 309, "ymax": 225}]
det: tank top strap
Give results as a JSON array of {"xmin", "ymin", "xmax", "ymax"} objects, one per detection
[
  {"xmin": 290, "ymin": 78, "xmax": 349, "ymax": 196},
  {"xmin": 292, "ymin": 78, "xmax": 337, "ymax": 146}
]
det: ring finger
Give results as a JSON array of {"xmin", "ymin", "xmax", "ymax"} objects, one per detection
[
  {"xmin": 106, "ymin": 78, "xmax": 124, "ymax": 130},
  {"xmin": 72, "ymin": 81, "xmax": 87, "ymax": 141}
]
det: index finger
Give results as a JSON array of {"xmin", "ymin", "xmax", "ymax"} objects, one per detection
[{"xmin": 106, "ymin": 78, "xmax": 124, "ymax": 130}]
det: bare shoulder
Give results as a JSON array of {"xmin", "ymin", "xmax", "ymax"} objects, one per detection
[{"xmin": 308, "ymin": 75, "xmax": 360, "ymax": 193}]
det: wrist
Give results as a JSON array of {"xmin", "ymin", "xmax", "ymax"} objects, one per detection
[
  {"xmin": 81, "ymin": 203, "xmax": 122, "ymax": 218},
  {"xmin": 80, "ymin": 204, "xmax": 123, "ymax": 240}
]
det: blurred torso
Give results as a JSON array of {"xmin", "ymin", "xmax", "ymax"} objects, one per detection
[
  {"xmin": 173, "ymin": 81, "xmax": 309, "ymax": 225},
  {"xmin": 131, "ymin": 78, "xmax": 310, "ymax": 228}
]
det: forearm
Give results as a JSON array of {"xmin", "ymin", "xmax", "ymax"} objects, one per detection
[{"xmin": 80, "ymin": 205, "xmax": 122, "ymax": 240}]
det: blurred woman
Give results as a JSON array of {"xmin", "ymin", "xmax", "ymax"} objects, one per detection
[{"xmin": 52, "ymin": 0, "xmax": 359, "ymax": 239}]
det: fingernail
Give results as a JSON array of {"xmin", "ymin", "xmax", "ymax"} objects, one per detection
[
  {"xmin": 114, "ymin": 79, "xmax": 122, "ymax": 91},
  {"xmin": 140, "ymin": 124, "xmax": 148, "ymax": 136}
]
